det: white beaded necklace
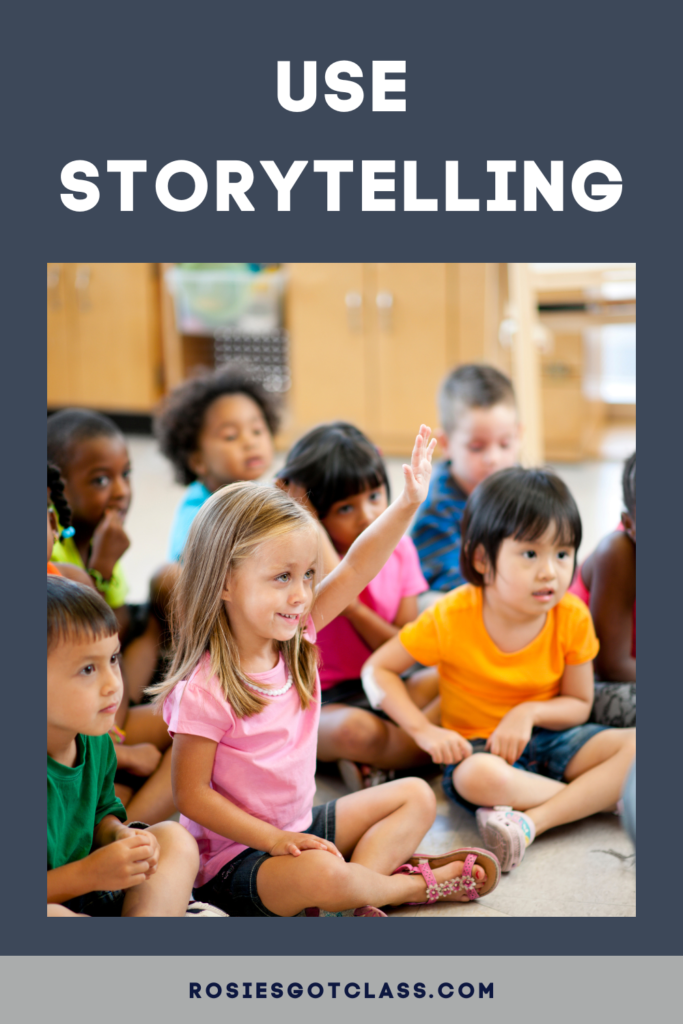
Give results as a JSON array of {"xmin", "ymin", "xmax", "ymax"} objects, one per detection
[{"xmin": 243, "ymin": 672, "xmax": 293, "ymax": 697}]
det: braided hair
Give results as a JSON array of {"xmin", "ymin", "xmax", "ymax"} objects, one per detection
[
  {"xmin": 622, "ymin": 451, "xmax": 636, "ymax": 518},
  {"xmin": 48, "ymin": 462, "xmax": 73, "ymax": 535}
]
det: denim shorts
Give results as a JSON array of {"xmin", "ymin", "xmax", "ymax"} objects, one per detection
[
  {"xmin": 192, "ymin": 801, "xmax": 337, "ymax": 917},
  {"xmin": 442, "ymin": 724, "xmax": 607, "ymax": 813}
]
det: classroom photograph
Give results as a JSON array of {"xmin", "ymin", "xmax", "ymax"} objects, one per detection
[{"xmin": 47, "ymin": 262, "xmax": 636, "ymax": 919}]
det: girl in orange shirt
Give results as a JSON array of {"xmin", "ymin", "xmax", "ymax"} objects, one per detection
[{"xmin": 364, "ymin": 468, "xmax": 635, "ymax": 872}]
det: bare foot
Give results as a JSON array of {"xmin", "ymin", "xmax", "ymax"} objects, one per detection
[{"xmin": 430, "ymin": 858, "xmax": 487, "ymax": 902}]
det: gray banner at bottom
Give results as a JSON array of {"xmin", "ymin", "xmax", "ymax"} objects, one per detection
[{"xmin": 2, "ymin": 956, "xmax": 679, "ymax": 1023}]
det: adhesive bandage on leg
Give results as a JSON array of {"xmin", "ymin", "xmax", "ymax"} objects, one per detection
[{"xmin": 361, "ymin": 666, "xmax": 386, "ymax": 710}]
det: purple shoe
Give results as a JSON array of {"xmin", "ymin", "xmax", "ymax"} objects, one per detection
[{"xmin": 476, "ymin": 806, "xmax": 536, "ymax": 872}]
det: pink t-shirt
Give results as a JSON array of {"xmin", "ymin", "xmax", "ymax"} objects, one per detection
[
  {"xmin": 163, "ymin": 621, "xmax": 320, "ymax": 887},
  {"xmin": 317, "ymin": 535, "xmax": 428, "ymax": 689}
]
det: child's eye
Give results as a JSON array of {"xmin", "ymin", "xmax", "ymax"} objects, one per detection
[
  {"xmin": 522, "ymin": 550, "xmax": 536, "ymax": 559},
  {"xmin": 304, "ymin": 569, "xmax": 316, "ymax": 581},
  {"xmin": 111, "ymin": 651, "xmax": 121, "ymax": 665},
  {"xmin": 557, "ymin": 550, "xmax": 572, "ymax": 560},
  {"xmin": 369, "ymin": 491, "xmax": 381, "ymax": 501},
  {"xmin": 91, "ymin": 475, "xmax": 110, "ymax": 488},
  {"xmin": 468, "ymin": 444, "xmax": 484, "ymax": 453},
  {"xmin": 337, "ymin": 504, "xmax": 353, "ymax": 515},
  {"xmin": 275, "ymin": 572, "xmax": 290, "ymax": 583},
  {"xmin": 80, "ymin": 663, "xmax": 96, "ymax": 676}
]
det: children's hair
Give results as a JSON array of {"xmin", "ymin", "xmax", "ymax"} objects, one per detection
[
  {"xmin": 622, "ymin": 451, "xmax": 636, "ymax": 518},
  {"xmin": 148, "ymin": 482, "xmax": 319, "ymax": 717},
  {"xmin": 47, "ymin": 408, "xmax": 123, "ymax": 471},
  {"xmin": 460, "ymin": 467, "xmax": 582, "ymax": 587},
  {"xmin": 154, "ymin": 364, "xmax": 282, "ymax": 486},
  {"xmin": 438, "ymin": 364, "xmax": 517, "ymax": 435},
  {"xmin": 47, "ymin": 576, "xmax": 118, "ymax": 654},
  {"xmin": 48, "ymin": 462, "xmax": 72, "ymax": 532},
  {"xmin": 279, "ymin": 422, "xmax": 390, "ymax": 520}
]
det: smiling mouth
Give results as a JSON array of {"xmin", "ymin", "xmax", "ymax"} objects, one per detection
[
  {"xmin": 532, "ymin": 589, "xmax": 555, "ymax": 599},
  {"xmin": 277, "ymin": 613, "xmax": 300, "ymax": 622}
]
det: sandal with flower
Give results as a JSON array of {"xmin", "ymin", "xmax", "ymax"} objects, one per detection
[{"xmin": 393, "ymin": 847, "xmax": 500, "ymax": 904}]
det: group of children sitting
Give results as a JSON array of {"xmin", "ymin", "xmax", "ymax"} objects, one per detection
[{"xmin": 47, "ymin": 362, "xmax": 636, "ymax": 917}]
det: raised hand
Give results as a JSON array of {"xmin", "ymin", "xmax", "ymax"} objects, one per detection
[{"xmin": 402, "ymin": 425, "xmax": 437, "ymax": 507}]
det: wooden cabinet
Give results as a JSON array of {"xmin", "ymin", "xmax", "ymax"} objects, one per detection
[
  {"xmin": 286, "ymin": 263, "xmax": 537, "ymax": 458},
  {"xmin": 47, "ymin": 263, "xmax": 162, "ymax": 413}
]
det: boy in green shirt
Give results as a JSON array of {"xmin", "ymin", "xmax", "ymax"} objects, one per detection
[{"xmin": 47, "ymin": 576, "xmax": 221, "ymax": 917}]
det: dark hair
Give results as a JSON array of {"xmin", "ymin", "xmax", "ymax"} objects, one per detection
[
  {"xmin": 47, "ymin": 576, "xmax": 118, "ymax": 654},
  {"xmin": 460, "ymin": 467, "xmax": 582, "ymax": 587},
  {"xmin": 154, "ymin": 364, "xmax": 281, "ymax": 486},
  {"xmin": 279, "ymin": 422, "xmax": 390, "ymax": 520},
  {"xmin": 47, "ymin": 408, "xmax": 124, "ymax": 472},
  {"xmin": 622, "ymin": 451, "xmax": 636, "ymax": 518},
  {"xmin": 47, "ymin": 462, "xmax": 72, "ymax": 531},
  {"xmin": 438, "ymin": 363, "xmax": 517, "ymax": 434}
]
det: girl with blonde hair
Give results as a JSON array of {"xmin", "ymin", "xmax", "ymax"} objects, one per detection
[{"xmin": 149, "ymin": 428, "xmax": 500, "ymax": 916}]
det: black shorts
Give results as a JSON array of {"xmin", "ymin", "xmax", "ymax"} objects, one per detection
[{"xmin": 193, "ymin": 802, "xmax": 337, "ymax": 917}]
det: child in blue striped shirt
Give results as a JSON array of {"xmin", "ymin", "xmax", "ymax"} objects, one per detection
[{"xmin": 412, "ymin": 364, "xmax": 521, "ymax": 593}]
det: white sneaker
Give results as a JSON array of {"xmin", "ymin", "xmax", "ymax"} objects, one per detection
[{"xmin": 185, "ymin": 901, "xmax": 228, "ymax": 917}]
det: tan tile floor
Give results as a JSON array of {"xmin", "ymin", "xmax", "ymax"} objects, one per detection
[{"xmin": 120, "ymin": 431, "xmax": 636, "ymax": 918}]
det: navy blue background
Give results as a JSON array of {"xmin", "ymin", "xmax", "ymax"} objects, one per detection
[{"xmin": 6, "ymin": 0, "xmax": 680, "ymax": 956}]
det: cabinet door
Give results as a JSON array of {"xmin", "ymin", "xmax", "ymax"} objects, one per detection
[
  {"xmin": 72, "ymin": 263, "xmax": 161, "ymax": 412},
  {"xmin": 370, "ymin": 263, "xmax": 448, "ymax": 452},
  {"xmin": 47, "ymin": 263, "xmax": 78, "ymax": 406},
  {"xmin": 287, "ymin": 263, "xmax": 368, "ymax": 436}
]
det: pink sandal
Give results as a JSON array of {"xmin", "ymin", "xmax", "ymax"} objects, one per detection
[{"xmin": 393, "ymin": 847, "xmax": 500, "ymax": 904}]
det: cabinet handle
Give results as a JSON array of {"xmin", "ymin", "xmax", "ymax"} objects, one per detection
[
  {"xmin": 345, "ymin": 291, "xmax": 362, "ymax": 332},
  {"xmin": 47, "ymin": 265, "xmax": 62, "ymax": 309},
  {"xmin": 376, "ymin": 291, "xmax": 393, "ymax": 331},
  {"xmin": 75, "ymin": 265, "xmax": 91, "ymax": 310}
]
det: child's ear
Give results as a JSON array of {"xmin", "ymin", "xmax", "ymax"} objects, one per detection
[
  {"xmin": 434, "ymin": 428, "xmax": 450, "ymax": 456},
  {"xmin": 221, "ymin": 571, "xmax": 232, "ymax": 603},
  {"xmin": 621, "ymin": 511, "xmax": 636, "ymax": 542},
  {"xmin": 472, "ymin": 544, "xmax": 489, "ymax": 578},
  {"xmin": 187, "ymin": 451, "xmax": 205, "ymax": 479}
]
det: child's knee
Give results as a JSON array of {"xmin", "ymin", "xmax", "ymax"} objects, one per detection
[
  {"xmin": 334, "ymin": 709, "xmax": 387, "ymax": 759},
  {"xmin": 395, "ymin": 776, "xmax": 436, "ymax": 816},
  {"xmin": 453, "ymin": 752, "xmax": 508, "ymax": 800},
  {"xmin": 298, "ymin": 849, "xmax": 349, "ymax": 890},
  {"xmin": 149, "ymin": 820, "xmax": 199, "ymax": 865}
]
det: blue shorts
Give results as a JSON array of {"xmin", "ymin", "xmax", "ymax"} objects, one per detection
[
  {"xmin": 193, "ymin": 801, "xmax": 337, "ymax": 917},
  {"xmin": 442, "ymin": 724, "xmax": 607, "ymax": 813}
]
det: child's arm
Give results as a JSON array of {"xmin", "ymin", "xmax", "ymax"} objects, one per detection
[
  {"xmin": 312, "ymin": 427, "xmax": 437, "ymax": 632},
  {"xmin": 362, "ymin": 636, "xmax": 472, "ymax": 764},
  {"xmin": 172, "ymin": 734, "xmax": 343, "ymax": 859},
  {"xmin": 485, "ymin": 661, "xmax": 593, "ymax": 764},
  {"xmin": 588, "ymin": 535, "xmax": 636, "ymax": 681},
  {"xmin": 340, "ymin": 594, "xmax": 419, "ymax": 651},
  {"xmin": 47, "ymin": 816, "xmax": 159, "ymax": 904}
]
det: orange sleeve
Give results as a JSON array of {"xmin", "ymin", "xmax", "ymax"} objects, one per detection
[
  {"xmin": 563, "ymin": 597, "xmax": 600, "ymax": 665},
  {"xmin": 399, "ymin": 607, "xmax": 441, "ymax": 667},
  {"xmin": 47, "ymin": 562, "xmax": 63, "ymax": 576}
]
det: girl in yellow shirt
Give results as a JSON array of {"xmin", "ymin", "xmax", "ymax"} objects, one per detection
[{"xmin": 364, "ymin": 467, "xmax": 635, "ymax": 872}]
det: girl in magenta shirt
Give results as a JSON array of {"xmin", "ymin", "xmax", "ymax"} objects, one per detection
[
  {"xmin": 149, "ymin": 428, "xmax": 501, "ymax": 916},
  {"xmin": 277, "ymin": 423, "xmax": 442, "ymax": 790}
]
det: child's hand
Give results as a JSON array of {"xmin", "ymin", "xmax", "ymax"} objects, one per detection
[
  {"xmin": 116, "ymin": 742, "xmax": 163, "ymax": 777},
  {"xmin": 116, "ymin": 826, "xmax": 160, "ymax": 879},
  {"xmin": 269, "ymin": 832, "xmax": 345, "ymax": 860},
  {"xmin": 411, "ymin": 723, "xmax": 473, "ymax": 765},
  {"xmin": 485, "ymin": 706, "xmax": 535, "ymax": 765},
  {"xmin": 89, "ymin": 509, "xmax": 130, "ymax": 580},
  {"xmin": 86, "ymin": 833, "xmax": 157, "ymax": 890},
  {"xmin": 402, "ymin": 426, "xmax": 437, "ymax": 507}
]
